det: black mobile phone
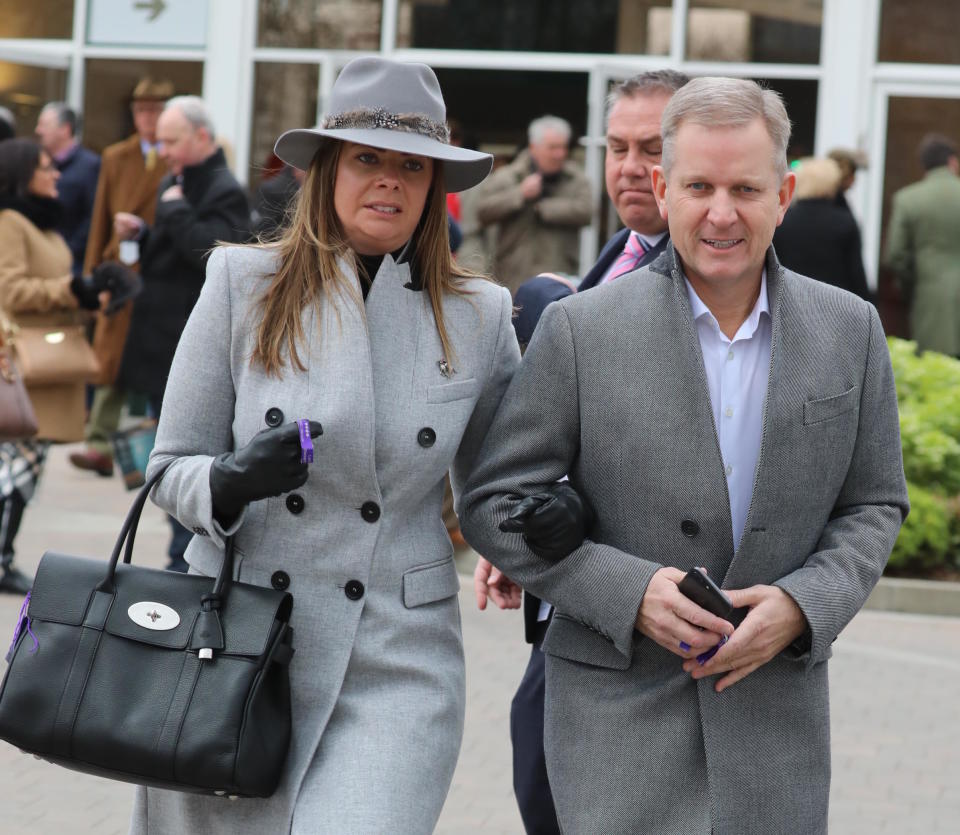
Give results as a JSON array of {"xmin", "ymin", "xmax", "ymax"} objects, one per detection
[{"xmin": 677, "ymin": 569, "xmax": 748, "ymax": 628}]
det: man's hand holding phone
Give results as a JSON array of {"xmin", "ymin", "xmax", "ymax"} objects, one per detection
[{"xmin": 634, "ymin": 567, "xmax": 735, "ymax": 659}]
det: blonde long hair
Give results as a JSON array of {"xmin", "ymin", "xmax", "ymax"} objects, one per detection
[{"xmin": 251, "ymin": 141, "xmax": 477, "ymax": 376}]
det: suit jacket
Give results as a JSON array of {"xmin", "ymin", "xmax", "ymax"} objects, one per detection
[
  {"xmin": 135, "ymin": 246, "xmax": 519, "ymax": 833},
  {"xmin": 884, "ymin": 166, "xmax": 960, "ymax": 355},
  {"xmin": 83, "ymin": 134, "xmax": 167, "ymax": 385},
  {"xmin": 461, "ymin": 244, "xmax": 908, "ymax": 834},
  {"xmin": 53, "ymin": 143, "xmax": 100, "ymax": 277},
  {"xmin": 118, "ymin": 147, "xmax": 249, "ymax": 399},
  {"xmin": 520, "ymin": 228, "xmax": 669, "ymax": 642}
]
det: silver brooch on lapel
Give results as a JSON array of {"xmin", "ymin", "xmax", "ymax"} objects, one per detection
[{"xmin": 438, "ymin": 358, "xmax": 455, "ymax": 378}]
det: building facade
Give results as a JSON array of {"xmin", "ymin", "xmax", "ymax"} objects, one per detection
[{"xmin": 1, "ymin": 0, "xmax": 958, "ymax": 330}]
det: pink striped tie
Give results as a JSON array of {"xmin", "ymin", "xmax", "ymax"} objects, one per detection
[{"xmin": 609, "ymin": 233, "xmax": 651, "ymax": 281}]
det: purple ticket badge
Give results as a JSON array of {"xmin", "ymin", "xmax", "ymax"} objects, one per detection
[{"xmin": 298, "ymin": 419, "xmax": 314, "ymax": 464}]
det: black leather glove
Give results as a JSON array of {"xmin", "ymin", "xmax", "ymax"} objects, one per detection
[
  {"xmin": 498, "ymin": 482, "xmax": 594, "ymax": 561},
  {"xmin": 209, "ymin": 420, "xmax": 323, "ymax": 522},
  {"xmin": 69, "ymin": 275, "xmax": 102, "ymax": 310},
  {"xmin": 92, "ymin": 261, "xmax": 133, "ymax": 293}
]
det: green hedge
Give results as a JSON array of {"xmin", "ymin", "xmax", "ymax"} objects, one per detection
[{"xmin": 888, "ymin": 338, "xmax": 960, "ymax": 573}]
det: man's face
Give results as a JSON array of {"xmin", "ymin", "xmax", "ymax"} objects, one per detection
[
  {"xmin": 156, "ymin": 107, "xmax": 208, "ymax": 176},
  {"xmin": 652, "ymin": 118, "xmax": 795, "ymax": 299},
  {"xmin": 528, "ymin": 129, "xmax": 569, "ymax": 175},
  {"xmin": 605, "ymin": 91, "xmax": 672, "ymax": 235},
  {"xmin": 35, "ymin": 108, "xmax": 70, "ymax": 154},
  {"xmin": 131, "ymin": 100, "xmax": 165, "ymax": 145}
]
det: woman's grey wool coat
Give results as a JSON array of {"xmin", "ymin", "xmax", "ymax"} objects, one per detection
[{"xmin": 131, "ymin": 244, "xmax": 519, "ymax": 834}]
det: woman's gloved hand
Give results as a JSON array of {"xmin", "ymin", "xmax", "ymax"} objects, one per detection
[
  {"xmin": 498, "ymin": 482, "xmax": 594, "ymax": 561},
  {"xmin": 209, "ymin": 420, "xmax": 323, "ymax": 521}
]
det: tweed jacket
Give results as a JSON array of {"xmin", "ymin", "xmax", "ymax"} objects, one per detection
[
  {"xmin": 83, "ymin": 134, "xmax": 167, "ymax": 385},
  {"xmin": 461, "ymin": 245, "xmax": 908, "ymax": 835},
  {"xmin": 474, "ymin": 150, "xmax": 592, "ymax": 294},
  {"xmin": 884, "ymin": 166, "xmax": 960, "ymax": 355},
  {"xmin": 134, "ymin": 244, "xmax": 518, "ymax": 833}
]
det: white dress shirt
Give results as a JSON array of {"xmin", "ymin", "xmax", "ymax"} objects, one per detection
[{"xmin": 685, "ymin": 271, "xmax": 771, "ymax": 551}]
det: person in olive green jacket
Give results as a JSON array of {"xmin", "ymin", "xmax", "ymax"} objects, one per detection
[
  {"xmin": 475, "ymin": 116, "xmax": 593, "ymax": 295},
  {"xmin": 885, "ymin": 133, "xmax": 960, "ymax": 356}
]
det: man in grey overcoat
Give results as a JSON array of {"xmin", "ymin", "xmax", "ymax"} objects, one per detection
[{"xmin": 461, "ymin": 77, "xmax": 909, "ymax": 834}]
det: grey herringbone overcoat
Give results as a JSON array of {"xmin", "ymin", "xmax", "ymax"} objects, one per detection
[
  {"xmin": 131, "ymin": 245, "xmax": 519, "ymax": 834},
  {"xmin": 461, "ymin": 245, "xmax": 908, "ymax": 835}
]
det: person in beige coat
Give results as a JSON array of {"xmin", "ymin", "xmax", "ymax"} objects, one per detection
[
  {"xmin": 475, "ymin": 115, "xmax": 593, "ymax": 294},
  {"xmin": 0, "ymin": 138, "xmax": 100, "ymax": 594},
  {"xmin": 69, "ymin": 77, "xmax": 173, "ymax": 477}
]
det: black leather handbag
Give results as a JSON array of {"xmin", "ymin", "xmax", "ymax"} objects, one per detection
[{"xmin": 0, "ymin": 467, "xmax": 295, "ymax": 797}]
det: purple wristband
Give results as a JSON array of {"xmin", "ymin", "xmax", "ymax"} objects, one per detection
[{"xmin": 298, "ymin": 419, "xmax": 314, "ymax": 464}]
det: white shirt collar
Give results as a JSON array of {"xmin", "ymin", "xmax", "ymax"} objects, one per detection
[{"xmin": 685, "ymin": 269, "xmax": 769, "ymax": 342}]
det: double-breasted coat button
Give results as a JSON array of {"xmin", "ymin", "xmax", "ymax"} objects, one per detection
[
  {"xmin": 344, "ymin": 579, "xmax": 365, "ymax": 600},
  {"xmin": 417, "ymin": 427, "xmax": 436, "ymax": 448},
  {"xmin": 285, "ymin": 493, "xmax": 305, "ymax": 514},
  {"xmin": 264, "ymin": 407, "xmax": 284, "ymax": 428},
  {"xmin": 271, "ymin": 571, "xmax": 290, "ymax": 591},
  {"xmin": 681, "ymin": 519, "xmax": 700, "ymax": 538},
  {"xmin": 360, "ymin": 501, "xmax": 380, "ymax": 523}
]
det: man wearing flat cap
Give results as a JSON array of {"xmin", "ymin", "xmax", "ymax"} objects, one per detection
[{"xmin": 70, "ymin": 78, "xmax": 175, "ymax": 478}]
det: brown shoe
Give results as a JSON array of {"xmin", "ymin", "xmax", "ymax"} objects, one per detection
[{"xmin": 68, "ymin": 448, "xmax": 114, "ymax": 477}]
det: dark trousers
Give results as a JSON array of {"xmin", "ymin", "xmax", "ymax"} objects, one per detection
[
  {"xmin": 0, "ymin": 490, "xmax": 26, "ymax": 568},
  {"xmin": 511, "ymin": 643, "xmax": 561, "ymax": 835}
]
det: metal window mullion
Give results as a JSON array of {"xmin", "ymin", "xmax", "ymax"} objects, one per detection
[
  {"xmin": 381, "ymin": 0, "xmax": 399, "ymax": 54},
  {"xmin": 671, "ymin": 0, "xmax": 690, "ymax": 65}
]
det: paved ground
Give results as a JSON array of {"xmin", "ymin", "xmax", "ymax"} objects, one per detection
[{"xmin": 0, "ymin": 446, "xmax": 958, "ymax": 833}]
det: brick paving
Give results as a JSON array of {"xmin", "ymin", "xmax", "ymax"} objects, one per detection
[{"xmin": 0, "ymin": 446, "xmax": 958, "ymax": 833}]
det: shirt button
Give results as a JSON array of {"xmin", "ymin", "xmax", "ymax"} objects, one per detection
[
  {"xmin": 725, "ymin": 463, "xmax": 734, "ymax": 476},
  {"xmin": 727, "ymin": 349, "xmax": 734, "ymax": 361},
  {"xmin": 361, "ymin": 501, "xmax": 380, "ymax": 523},
  {"xmin": 417, "ymin": 427, "xmax": 437, "ymax": 448},
  {"xmin": 344, "ymin": 579, "xmax": 365, "ymax": 601},
  {"xmin": 271, "ymin": 570, "xmax": 290, "ymax": 591},
  {"xmin": 724, "ymin": 407, "xmax": 734, "ymax": 418},
  {"xmin": 285, "ymin": 493, "xmax": 305, "ymax": 514},
  {"xmin": 265, "ymin": 407, "xmax": 284, "ymax": 428}
]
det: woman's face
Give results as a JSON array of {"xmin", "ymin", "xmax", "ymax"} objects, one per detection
[
  {"xmin": 28, "ymin": 151, "xmax": 59, "ymax": 199},
  {"xmin": 333, "ymin": 142, "xmax": 434, "ymax": 256}
]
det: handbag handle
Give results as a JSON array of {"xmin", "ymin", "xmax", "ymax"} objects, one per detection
[{"xmin": 96, "ymin": 461, "xmax": 236, "ymax": 661}]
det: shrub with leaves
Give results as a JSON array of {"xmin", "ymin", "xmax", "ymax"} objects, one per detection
[{"xmin": 887, "ymin": 337, "xmax": 960, "ymax": 574}]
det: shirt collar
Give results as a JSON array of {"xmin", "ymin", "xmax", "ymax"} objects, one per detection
[
  {"xmin": 634, "ymin": 229, "xmax": 668, "ymax": 251},
  {"xmin": 53, "ymin": 141, "xmax": 78, "ymax": 164},
  {"xmin": 685, "ymin": 269, "xmax": 769, "ymax": 341},
  {"xmin": 140, "ymin": 138, "xmax": 157, "ymax": 157}
]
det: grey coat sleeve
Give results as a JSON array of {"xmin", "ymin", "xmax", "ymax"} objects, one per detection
[
  {"xmin": 146, "ymin": 245, "xmax": 248, "ymax": 548},
  {"xmin": 459, "ymin": 302, "xmax": 661, "ymax": 661},
  {"xmin": 450, "ymin": 285, "xmax": 521, "ymax": 506},
  {"xmin": 775, "ymin": 304, "xmax": 909, "ymax": 665}
]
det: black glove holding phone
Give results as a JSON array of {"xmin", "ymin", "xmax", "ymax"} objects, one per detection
[
  {"xmin": 210, "ymin": 420, "xmax": 323, "ymax": 523},
  {"xmin": 498, "ymin": 482, "xmax": 594, "ymax": 561}
]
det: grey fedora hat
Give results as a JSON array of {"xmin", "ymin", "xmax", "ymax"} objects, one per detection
[{"xmin": 274, "ymin": 56, "xmax": 492, "ymax": 193}]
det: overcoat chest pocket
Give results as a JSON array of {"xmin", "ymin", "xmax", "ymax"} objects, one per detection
[
  {"xmin": 427, "ymin": 379, "xmax": 480, "ymax": 404},
  {"xmin": 402, "ymin": 556, "xmax": 460, "ymax": 607},
  {"xmin": 803, "ymin": 385, "xmax": 859, "ymax": 425}
]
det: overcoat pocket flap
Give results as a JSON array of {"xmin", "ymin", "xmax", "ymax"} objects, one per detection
[
  {"xmin": 427, "ymin": 378, "xmax": 480, "ymax": 403},
  {"xmin": 803, "ymin": 385, "xmax": 859, "ymax": 425},
  {"xmin": 29, "ymin": 552, "xmax": 291, "ymax": 657},
  {"xmin": 402, "ymin": 556, "xmax": 460, "ymax": 608},
  {"xmin": 541, "ymin": 613, "xmax": 632, "ymax": 671}
]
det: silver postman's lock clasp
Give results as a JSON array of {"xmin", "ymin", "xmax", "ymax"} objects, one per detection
[{"xmin": 198, "ymin": 648, "xmax": 213, "ymax": 660}]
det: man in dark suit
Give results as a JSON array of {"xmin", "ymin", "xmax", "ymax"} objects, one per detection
[
  {"xmin": 472, "ymin": 69, "xmax": 688, "ymax": 834},
  {"xmin": 35, "ymin": 102, "xmax": 100, "ymax": 277}
]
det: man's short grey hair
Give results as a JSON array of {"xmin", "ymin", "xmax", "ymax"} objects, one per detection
[
  {"xmin": 164, "ymin": 95, "xmax": 216, "ymax": 140},
  {"xmin": 604, "ymin": 70, "xmax": 689, "ymax": 129},
  {"xmin": 528, "ymin": 115, "xmax": 571, "ymax": 145},
  {"xmin": 661, "ymin": 77, "xmax": 792, "ymax": 181},
  {"xmin": 41, "ymin": 101, "xmax": 80, "ymax": 136}
]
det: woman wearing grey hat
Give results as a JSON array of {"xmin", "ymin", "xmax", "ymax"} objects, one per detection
[{"xmin": 128, "ymin": 57, "xmax": 516, "ymax": 833}]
